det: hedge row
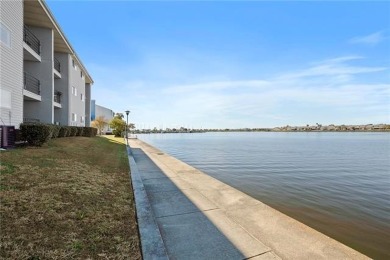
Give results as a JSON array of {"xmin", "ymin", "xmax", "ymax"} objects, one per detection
[{"xmin": 20, "ymin": 123, "xmax": 97, "ymax": 146}]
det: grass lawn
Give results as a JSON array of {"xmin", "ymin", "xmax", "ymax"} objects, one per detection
[{"xmin": 0, "ymin": 136, "xmax": 141, "ymax": 259}]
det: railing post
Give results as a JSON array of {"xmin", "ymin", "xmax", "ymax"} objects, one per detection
[{"xmin": 23, "ymin": 72, "xmax": 26, "ymax": 89}]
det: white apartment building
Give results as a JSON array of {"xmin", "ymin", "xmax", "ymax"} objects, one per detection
[{"xmin": 0, "ymin": 0, "xmax": 93, "ymax": 128}]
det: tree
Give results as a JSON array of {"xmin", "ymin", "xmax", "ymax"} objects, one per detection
[
  {"xmin": 109, "ymin": 114, "xmax": 126, "ymax": 137},
  {"xmin": 115, "ymin": 113, "xmax": 124, "ymax": 119},
  {"xmin": 127, "ymin": 123, "xmax": 135, "ymax": 134},
  {"xmin": 91, "ymin": 116, "xmax": 108, "ymax": 135}
]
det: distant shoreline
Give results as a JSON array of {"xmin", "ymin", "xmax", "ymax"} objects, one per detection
[
  {"xmin": 132, "ymin": 123, "xmax": 389, "ymax": 134},
  {"xmin": 132, "ymin": 129, "xmax": 390, "ymax": 134}
]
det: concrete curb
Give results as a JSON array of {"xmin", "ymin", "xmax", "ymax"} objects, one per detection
[{"xmin": 126, "ymin": 145, "xmax": 168, "ymax": 260}]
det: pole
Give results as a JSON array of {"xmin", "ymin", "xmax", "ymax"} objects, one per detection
[{"xmin": 125, "ymin": 110, "xmax": 130, "ymax": 145}]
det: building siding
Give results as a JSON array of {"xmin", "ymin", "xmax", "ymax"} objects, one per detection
[
  {"xmin": 0, "ymin": 0, "xmax": 23, "ymax": 127},
  {"xmin": 23, "ymin": 26, "xmax": 54, "ymax": 124},
  {"xmin": 85, "ymin": 83, "xmax": 91, "ymax": 126},
  {"xmin": 54, "ymin": 52, "xmax": 70, "ymax": 125},
  {"xmin": 68, "ymin": 56, "xmax": 86, "ymax": 126}
]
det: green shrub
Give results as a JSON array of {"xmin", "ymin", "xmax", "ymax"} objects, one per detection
[
  {"xmin": 77, "ymin": 127, "xmax": 84, "ymax": 136},
  {"xmin": 58, "ymin": 126, "xmax": 68, "ymax": 137},
  {"xmin": 113, "ymin": 129, "xmax": 123, "ymax": 137},
  {"xmin": 65, "ymin": 126, "xmax": 72, "ymax": 137},
  {"xmin": 69, "ymin": 126, "xmax": 78, "ymax": 137},
  {"xmin": 20, "ymin": 124, "xmax": 96, "ymax": 146},
  {"xmin": 83, "ymin": 127, "xmax": 97, "ymax": 137},
  {"xmin": 83, "ymin": 127, "xmax": 92, "ymax": 137},
  {"xmin": 74, "ymin": 127, "xmax": 80, "ymax": 136},
  {"xmin": 20, "ymin": 123, "xmax": 52, "ymax": 146},
  {"xmin": 109, "ymin": 115, "xmax": 126, "ymax": 137},
  {"xmin": 50, "ymin": 125, "xmax": 61, "ymax": 138},
  {"xmin": 15, "ymin": 129, "xmax": 22, "ymax": 142},
  {"xmin": 74, "ymin": 127, "xmax": 78, "ymax": 136}
]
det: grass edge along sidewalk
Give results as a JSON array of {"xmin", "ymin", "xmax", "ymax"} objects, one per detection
[{"xmin": 0, "ymin": 135, "xmax": 141, "ymax": 259}]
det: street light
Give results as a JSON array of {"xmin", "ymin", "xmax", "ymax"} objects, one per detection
[{"xmin": 125, "ymin": 110, "xmax": 130, "ymax": 144}]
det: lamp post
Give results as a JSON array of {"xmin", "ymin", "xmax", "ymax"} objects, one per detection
[{"xmin": 125, "ymin": 110, "xmax": 130, "ymax": 145}]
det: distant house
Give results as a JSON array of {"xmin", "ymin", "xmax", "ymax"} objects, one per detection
[
  {"xmin": 373, "ymin": 124, "xmax": 385, "ymax": 130},
  {"xmin": 365, "ymin": 124, "xmax": 374, "ymax": 130},
  {"xmin": 284, "ymin": 126, "xmax": 297, "ymax": 131}
]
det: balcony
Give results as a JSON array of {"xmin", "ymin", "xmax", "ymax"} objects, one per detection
[
  {"xmin": 54, "ymin": 57, "xmax": 61, "ymax": 78},
  {"xmin": 23, "ymin": 118, "xmax": 40, "ymax": 123},
  {"xmin": 23, "ymin": 25, "xmax": 41, "ymax": 62},
  {"xmin": 23, "ymin": 72, "xmax": 41, "ymax": 101},
  {"xmin": 24, "ymin": 25, "xmax": 40, "ymax": 54},
  {"xmin": 54, "ymin": 91, "xmax": 62, "ymax": 108}
]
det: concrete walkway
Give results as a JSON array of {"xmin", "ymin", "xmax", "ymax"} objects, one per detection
[{"xmin": 127, "ymin": 139, "xmax": 369, "ymax": 260}]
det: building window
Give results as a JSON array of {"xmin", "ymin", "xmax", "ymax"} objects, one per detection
[
  {"xmin": 80, "ymin": 71, "xmax": 83, "ymax": 78},
  {"xmin": 72, "ymin": 113, "xmax": 77, "ymax": 122},
  {"xmin": 0, "ymin": 89, "xmax": 11, "ymax": 109},
  {"xmin": 72, "ymin": 59, "xmax": 78, "ymax": 70},
  {"xmin": 80, "ymin": 116, "xmax": 84, "ymax": 123},
  {"xmin": 0, "ymin": 22, "xmax": 11, "ymax": 48},
  {"xmin": 72, "ymin": 86, "xmax": 77, "ymax": 96},
  {"xmin": 80, "ymin": 93, "xmax": 84, "ymax": 101}
]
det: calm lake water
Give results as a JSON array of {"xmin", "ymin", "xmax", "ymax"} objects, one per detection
[{"xmin": 137, "ymin": 132, "xmax": 390, "ymax": 259}]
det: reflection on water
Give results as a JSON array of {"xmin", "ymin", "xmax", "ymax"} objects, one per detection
[{"xmin": 138, "ymin": 132, "xmax": 390, "ymax": 259}]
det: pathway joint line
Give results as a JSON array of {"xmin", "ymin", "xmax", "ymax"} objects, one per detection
[
  {"xmin": 155, "ymin": 209, "xmax": 206, "ymax": 219},
  {"xmin": 155, "ymin": 207, "xmax": 220, "ymax": 219},
  {"xmin": 243, "ymin": 250, "xmax": 273, "ymax": 260}
]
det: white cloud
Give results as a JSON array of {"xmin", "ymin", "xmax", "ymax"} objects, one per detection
[
  {"xmin": 156, "ymin": 56, "xmax": 389, "ymax": 127},
  {"xmin": 349, "ymin": 31, "xmax": 387, "ymax": 46},
  {"xmin": 322, "ymin": 56, "xmax": 364, "ymax": 64},
  {"xmin": 164, "ymin": 80, "xmax": 271, "ymax": 94},
  {"xmin": 281, "ymin": 56, "xmax": 386, "ymax": 79},
  {"xmin": 90, "ymin": 56, "xmax": 389, "ymax": 129}
]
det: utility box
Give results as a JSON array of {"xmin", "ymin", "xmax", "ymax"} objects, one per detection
[{"xmin": 0, "ymin": 126, "xmax": 16, "ymax": 149}]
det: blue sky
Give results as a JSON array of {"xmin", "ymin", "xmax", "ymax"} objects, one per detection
[{"xmin": 47, "ymin": 1, "xmax": 390, "ymax": 129}]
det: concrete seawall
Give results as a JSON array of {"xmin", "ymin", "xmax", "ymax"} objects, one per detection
[{"xmin": 128, "ymin": 138, "xmax": 369, "ymax": 259}]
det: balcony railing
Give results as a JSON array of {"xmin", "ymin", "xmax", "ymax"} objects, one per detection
[
  {"xmin": 54, "ymin": 57, "xmax": 61, "ymax": 73},
  {"xmin": 23, "ymin": 25, "xmax": 41, "ymax": 55},
  {"xmin": 24, "ymin": 72, "xmax": 41, "ymax": 95},
  {"xmin": 54, "ymin": 91, "xmax": 62, "ymax": 104},
  {"xmin": 23, "ymin": 118, "xmax": 40, "ymax": 123}
]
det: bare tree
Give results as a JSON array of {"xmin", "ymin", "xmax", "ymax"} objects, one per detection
[{"xmin": 92, "ymin": 116, "xmax": 108, "ymax": 135}]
